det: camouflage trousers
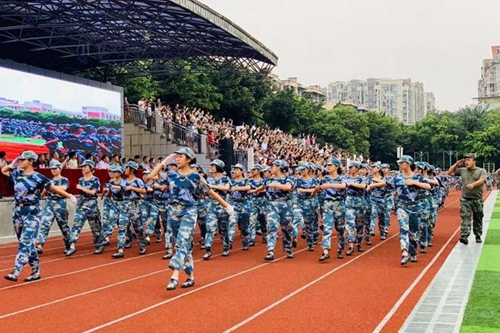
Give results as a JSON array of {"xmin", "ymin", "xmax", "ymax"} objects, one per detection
[
  {"xmin": 418, "ymin": 198, "xmax": 431, "ymax": 248},
  {"xmin": 168, "ymin": 204, "xmax": 197, "ymax": 275},
  {"xmin": 363, "ymin": 197, "xmax": 371, "ymax": 240},
  {"xmin": 70, "ymin": 199, "xmax": 103, "ymax": 247},
  {"xmin": 370, "ymin": 197, "xmax": 387, "ymax": 237},
  {"xmin": 397, "ymin": 201, "xmax": 422, "ymax": 255},
  {"xmin": 384, "ymin": 195, "xmax": 394, "ymax": 233},
  {"xmin": 102, "ymin": 198, "xmax": 119, "ymax": 239},
  {"xmin": 153, "ymin": 200, "xmax": 171, "ymax": 248},
  {"xmin": 292, "ymin": 199, "xmax": 304, "ymax": 239},
  {"xmin": 266, "ymin": 201, "xmax": 293, "ymax": 253},
  {"xmin": 428, "ymin": 196, "xmax": 439, "ymax": 243},
  {"xmin": 345, "ymin": 196, "xmax": 365, "ymax": 244},
  {"xmin": 249, "ymin": 196, "xmax": 267, "ymax": 242},
  {"xmin": 197, "ymin": 201, "xmax": 208, "ymax": 241},
  {"xmin": 205, "ymin": 203, "xmax": 230, "ymax": 251},
  {"xmin": 13, "ymin": 205, "xmax": 42, "ymax": 275},
  {"xmin": 321, "ymin": 199, "xmax": 345, "ymax": 252},
  {"xmin": 460, "ymin": 198, "xmax": 484, "ymax": 238},
  {"xmin": 297, "ymin": 198, "xmax": 318, "ymax": 246},
  {"xmin": 140, "ymin": 200, "xmax": 160, "ymax": 236},
  {"xmin": 38, "ymin": 199, "xmax": 70, "ymax": 249},
  {"xmin": 117, "ymin": 201, "xmax": 146, "ymax": 249},
  {"xmin": 229, "ymin": 201, "xmax": 251, "ymax": 247}
]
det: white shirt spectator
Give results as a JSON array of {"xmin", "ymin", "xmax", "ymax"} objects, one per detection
[{"xmin": 96, "ymin": 160, "xmax": 109, "ymax": 169}]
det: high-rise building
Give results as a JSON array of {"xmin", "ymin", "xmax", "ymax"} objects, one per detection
[
  {"xmin": 270, "ymin": 75, "xmax": 326, "ymax": 103},
  {"xmin": 424, "ymin": 92, "xmax": 436, "ymax": 114},
  {"xmin": 477, "ymin": 46, "xmax": 500, "ymax": 106},
  {"xmin": 326, "ymin": 78, "xmax": 433, "ymax": 125}
]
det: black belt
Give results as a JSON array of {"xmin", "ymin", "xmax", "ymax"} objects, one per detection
[
  {"xmin": 231, "ymin": 198, "xmax": 246, "ymax": 203},
  {"xmin": 401, "ymin": 200, "xmax": 422, "ymax": 206},
  {"xmin": 325, "ymin": 198, "xmax": 342, "ymax": 202},
  {"xmin": 47, "ymin": 197, "xmax": 66, "ymax": 201},
  {"xmin": 15, "ymin": 201, "xmax": 39, "ymax": 207}
]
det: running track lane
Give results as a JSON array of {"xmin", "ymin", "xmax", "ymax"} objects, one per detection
[
  {"xmin": 87, "ymin": 192, "xmax": 464, "ymax": 333},
  {"xmin": 0, "ymin": 191, "xmax": 462, "ymax": 331}
]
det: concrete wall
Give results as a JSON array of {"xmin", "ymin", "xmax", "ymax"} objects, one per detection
[{"xmin": 0, "ymin": 199, "xmax": 103, "ymax": 244}]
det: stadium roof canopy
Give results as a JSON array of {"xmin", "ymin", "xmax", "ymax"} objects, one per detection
[{"xmin": 0, "ymin": 0, "xmax": 278, "ymax": 76}]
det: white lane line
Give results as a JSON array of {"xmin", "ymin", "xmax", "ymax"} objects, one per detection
[
  {"xmin": 0, "ymin": 249, "xmax": 95, "ymax": 273},
  {"xmin": 0, "ymin": 234, "xmax": 237, "ymax": 291},
  {"xmin": 223, "ymin": 197, "xmax": 462, "ymax": 333},
  {"xmin": 0, "ymin": 247, "xmax": 244, "ymax": 319},
  {"xmin": 221, "ymin": 233, "xmax": 400, "ymax": 333},
  {"xmin": 81, "ymin": 247, "xmax": 310, "ymax": 333},
  {"xmin": 372, "ymin": 227, "xmax": 460, "ymax": 333},
  {"xmin": 0, "ymin": 241, "xmax": 95, "ymax": 260}
]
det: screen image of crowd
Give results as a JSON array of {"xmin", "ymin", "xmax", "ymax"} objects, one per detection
[{"xmin": 0, "ymin": 118, "xmax": 122, "ymax": 158}]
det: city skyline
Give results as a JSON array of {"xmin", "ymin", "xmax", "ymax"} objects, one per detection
[{"xmin": 201, "ymin": 0, "xmax": 500, "ymax": 112}]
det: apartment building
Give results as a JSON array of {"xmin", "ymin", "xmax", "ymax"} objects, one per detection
[{"xmin": 477, "ymin": 46, "xmax": 500, "ymax": 104}]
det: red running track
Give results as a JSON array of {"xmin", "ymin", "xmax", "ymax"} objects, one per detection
[{"xmin": 0, "ymin": 190, "xmax": 471, "ymax": 332}]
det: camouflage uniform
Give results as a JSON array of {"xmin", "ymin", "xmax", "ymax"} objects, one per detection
[
  {"xmin": 70, "ymin": 176, "xmax": 104, "ymax": 248},
  {"xmin": 105, "ymin": 179, "xmax": 123, "ymax": 238},
  {"xmin": 248, "ymin": 177, "xmax": 267, "ymax": 243},
  {"xmin": 166, "ymin": 171, "xmax": 210, "ymax": 273},
  {"xmin": 228, "ymin": 177, "xmax": 251, "ymax": 247},
  {"xmin": 454, "ymin": 166, "xmax": 487, "ymax": 239},
  {"xmin": 344, "ymin": 176, "xmax": 367, "ymax": 245},
  {"xmin": 264, "ymin": 176, "xmax": 294, "ymax": 253},
  {"xmin": 205, "ymin": 175, "xmax": 231, "ymax": 251},
  {"xmin": 141, "ymin": 181, "xmax": 160, "ymax": 237},
  {"xmin": 319, "ymin": 175, "xmax": 346, "ymax": 253},
  {"xmin": 295, "ymin": 175, "xmax": 319, "ymax": 247},
  {"xmin": 394, "ymin": 173, "xmax": 428, "ymax": 256},
  {"xmin": 10, "ymin": 169, "xmax": 51, "ymax": 276},
  {"xmin": 366, "ymin": 176, "xmax": 389, "ymax": 238},
  {"xmin": 37, "ymin": 176, "xmax": 70, "ymax": 249},
  {"xmin": 116, "ymin": 178, "xmax": 147, "ymax": 249}
]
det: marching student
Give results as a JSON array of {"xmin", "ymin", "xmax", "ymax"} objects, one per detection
[
  {"xmin": 295, "ymin": 162, "xmax": 319, "ymax": 251},
  {"xmin": 148, "ymin": 148, "xmax": 233, "ymax": 291},
  {"xmin": 314, "ymin": 157, "xmax": 346, "ymax": 260},
  {"xmin": 101, "ymin": 167, "xmax": 119, "ymax": 246},
  {"xmin": 344, "ymin": 161, "xmax": 367, "ymax": 255},
  {"xmin": 36, "ymin": 160, "xmax": 71, "ymax": 254},
  {"xmin": 366, "ymin": 163, "xmax": 388, "ymax": 241},
  {"xmin": 141, "ymin": 169, "xmax": 160, "ymax": 245},
  {"xmin": 414, "ymin": 162, "xmax": 433, "ymax": 253},
  {"xmin": 227, "ymin": 164, "xmax": 252, "ymax": 251},
  {"xmin": 111, "ymin": 161, "xmax": 148, "ymax": 258},
  {"xmin": 394, "ymin": 155, "xmax": 431, "ymax": 265},
  {"xmin": 193, "ymin": 164, "xmax": 208, "ymax": 249},
  {"xmin": 66, "ymin": 160, "xmax": 105, "ymax": 256},
  {"xmin": 203, "ymin": 159, "xmax": 231, "ymax": 260},
  {"xmin": 248, "ymin": 164, "xmax": 267, "ymax": 245},
  {"xmin": 258, "ymin": 160, "xmax": 294, "ymax": 261},
  {"xmin": 1, "ymin": 151, "xmax": 76, "ymax": 282}
]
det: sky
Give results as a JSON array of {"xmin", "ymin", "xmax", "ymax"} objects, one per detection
[
  {"xmin": 0, "ymin": 67, "xmax": 121, "ymax": 115},
  {"xmin": 201, "ymin": 0, "xmax": 500, "ymax": 111}
]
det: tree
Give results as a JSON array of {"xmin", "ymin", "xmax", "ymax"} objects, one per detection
[{"xmin": 362, "ymin": 111, "xmax": 403, "ymax": 163}]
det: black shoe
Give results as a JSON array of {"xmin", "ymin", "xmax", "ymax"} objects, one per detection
[
  {"xmin": 370, "ymin": 231, "xmax": 375, "ymax": 236},
  {"xmin": 65, "ymin": 248, "xmax": 77, "ymax": 257},
  {"xmin": 200, "ymin": 244, "xmax": 206, "ymax": 250},
  {"xmin": 319, "ymin": 252, "xmax": 330, "ymax": 262},
  {"xmin": 202, "ymin": 251, "xmax": 212, "ymax": 260},
  {"xmin": 36, "ymin": 246, "xmax": 43, "ymax": 254},
  {"xmin": 144, "ymin": 237, "xmax": 151, "ymax": 246},
  {"xmin": 249, "ymin": 241, "xmax": 255, "ymax": 247},
  {"xmin": 112, "ymin": 251, "xmax": 124, "ymax": 259},
  {"xmin": 357, "ymin": 245, "xmax": 364, "ymax": 252},
  {"xmin": 229, "ymin": 243, "xmax": 233, "ymax": 250},
  {"xmin": 300, "ymin": 233, "xmax": 306, "ymax": 240},
  {"xmin": 242, "ymin": 245, "xmax": 249, "ymax": 251},
  {"xmin": 420, "ymin": 247, "xmax": 427, "ymax": 253},
  {"xmin": 222, "ymin": 250, "xmax": 230, "ymax": 257},
  {"xmin": 286, "ymin": 251, "xmax": 294, "ymax": 259},
  {"xmin": 410, "ymin": 255, "xmax": 418, "ymax": 262},
  {"xmin": 24, "ymin": 272, "xmax": 41, "ymax": 282},
  {"xmin": 476, "ymin": 236, "xmax": 482, "ymax": 243},
  {"xmin": 139, "ymin": 247, "xmax": 147, "ymax": 255},
  {"xmin": 166, "ymin": 278, "xmax": 178, "ymax": 291},
  {"xmin": 262, "ymin": 238, "xmax": 268, "ymax": 244},
  {"xmin": 366, "ymin": 239, "xmax": 372, "ymax": 246},
  {"xmin": 124, "ymin": 240, "xmax": 132, "ymax": 249},
  {"xmin": 4, "ymin": 272, "xmax": 18, "ymax": 282},
  {"xmin": 265, "ymin": 252, "xmax": 274, "ymax": 260},
  {"xmin": 102, "ymin": 240, "xmax": 110, "ymax": 247},
  {"xmin": 181, "ymin": 278, "xmax": 195, "ymax": 289},
  {"xmin": 428, "ymin": 242, "xmax": 433, "ymax": 247},
  {"xmin": 292, "ymin": 239, "xmax": 298, "ymax": 248},
  {"xmin": 319, "ymin": 225, "xmax": 324, "ymax": 232},
  {"xmin": 401, "ymin": 255, "xmax": 409, "ymax": 266},
  {"xmin": 380, "ymin": 235, "xmax": 386, "ymax": 240},
  {"xmin": 94, "ymin": 246, "xmax": 104, "ymax": 254},
  {"xmin": 155, "ymin": 235, "xmax": 162, "ymax": 243},
  {"xmin": 459, "ymin": 237, "xmax": 469, "ymax": 245},
  {"xmin": 346, "ymin": 247, "xmax": 354, "ymax": 256},
  {"xmin": 308, "ymin": 245, "xmax": 314, "ymax": 252},
  {"xmin": 313, "ymin": 240, "xmax": 319, "ymax": 245},
  {"xmin": 337, "ymin": 252, "xmax": 344, "ymax": 259},
  {"xmin": 162, "ymin": 252, "xmax": 173, "ymax": 260}
]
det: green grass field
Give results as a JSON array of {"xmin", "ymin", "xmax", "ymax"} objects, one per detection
[
  {"xmin": 461, "ymin": 194, "xmax": 500, "ymax": 333},
  {"xmin": 0, "ymin": 134, "xmax": 47, "ymax": 145}
]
